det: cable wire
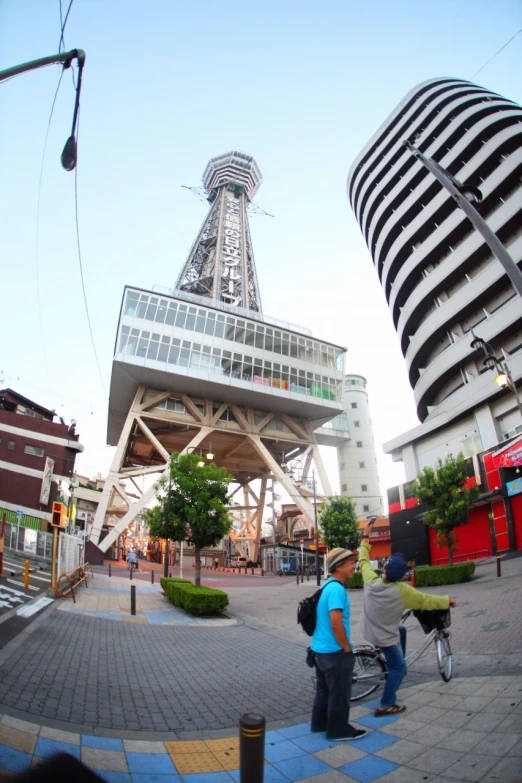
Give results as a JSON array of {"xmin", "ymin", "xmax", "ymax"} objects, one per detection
[
  {"xmin": 35, "ymin": 67, "xmax": 66, "ymax": 387},
  {"xmin": 471, "ymin": 28, "xmax": 522, "ymax": 79},
  {"xmin": 58, "ymin": 0, "xmax": 75, "ymax": 53},
  {"xmin": 73, "ymin": 104, "xmax": 109, "ymax": 398}
]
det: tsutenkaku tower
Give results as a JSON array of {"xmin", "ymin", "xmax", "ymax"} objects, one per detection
[
  {"xmin": 176, "ymin": 151, "xmax": 263, "ymax": 312},
  {"xmin": 89, "ymin": 151, "xmax": 347, "ymax": 564}
]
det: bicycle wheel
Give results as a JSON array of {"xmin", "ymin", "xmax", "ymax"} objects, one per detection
[
  {"xmin": 351, "ymin": 650, "xmax": 387, "ymax": 701},
  {"xmin": 436, "ymin": 632, "xmax": 452, "ymax": 682}
]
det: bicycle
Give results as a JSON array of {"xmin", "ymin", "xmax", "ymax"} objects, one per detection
[{"xmin": 350, "ymin": 608, "xmax": 452, "ymax": 701}]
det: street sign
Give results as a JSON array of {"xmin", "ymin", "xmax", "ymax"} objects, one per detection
[
  {"xmin": 300, "ymin": 539, "xmax": 304, "ymax": 545},
  {"xmin": 16, "ymin": 510, "xmax": 23, "ymax": 519}
]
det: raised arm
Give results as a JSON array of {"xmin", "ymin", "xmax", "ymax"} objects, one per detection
[{"xmin": 358, "ymin": 536, "xmax": 379, "ymax": 584}]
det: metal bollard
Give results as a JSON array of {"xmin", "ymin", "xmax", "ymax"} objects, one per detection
[
  {"xmin": 296, "ymin": 571, "xmax": 299, "ymax": 585},
  {"xmin": 130, "ymin": 584, "xmax": 136, "ymax": 615},
  {"xmin": 239, "ymin": 713, "xmax": 265, "ymax": 783},
  {"xmin": 251, "ymin": 567, "xmax": 254, "ymax": 576},
  {"xmin": 497, "ymin": 555, "xmax": 501, "ymax": 577},
  {"xmin": 169, "ymin": 571, "xmax": 172, "ymax": 578},
  {"xmin": 307, "ymin": 569, "xmax": 310, "ymax": 582},
  {"xmin": 301, "ymin": 569, "xmax": 304, "ymax": 584},
  {"xmin": 151, "ymin": 569, "xmax": 154, "ymax": 584},
  {"xmin": 109, "ymin": 564, "xmax": 111, "ymax": 577},
  {"xmin": 24, "ymin": 560, "xmax": 30, "ymax": 590},
  {"xmin": 261, "ymin": 568, "xmax": 264, "ymax": 576},
  {"xmin": 130, "ymin": 565, "xmax": 133, "ymax": 580}
]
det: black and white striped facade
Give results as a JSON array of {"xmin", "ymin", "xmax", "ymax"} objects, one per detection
[{"xmin": 348, "ymin": 78, "xmax": 522, "ymax": 479}]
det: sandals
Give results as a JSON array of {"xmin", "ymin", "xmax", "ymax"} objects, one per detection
[{"xmin": 375, "ymin": 704, "xmax": 407, "ymax": 717}]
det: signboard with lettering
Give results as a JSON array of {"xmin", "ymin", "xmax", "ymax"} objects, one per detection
[
  {"xmin": 506, "ymin": 478, "xmax": 522, "ymax": 497},
  {"xmin": 23, "ymin": 529, "xmax": 37, "ymax": 555},
  {"xmin": 40, "ymin": 457, "xmax": 55, "ymax": 505},
  {"xmin": 493, "ymin": 438, "xmax": 522, "ymax": 468},
  {"xmin": 219, "ymin": 193, "xmax": 243, "ymax": 307}
]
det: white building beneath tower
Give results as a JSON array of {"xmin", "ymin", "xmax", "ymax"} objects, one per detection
[{"xmin": 337, "ymin": 374, "xmax": 383, "ymax": 517}]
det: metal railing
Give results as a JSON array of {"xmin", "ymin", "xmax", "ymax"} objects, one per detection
[{"xmin": 4, "ymin": 523, "xmax": 53, "ymax": 561}]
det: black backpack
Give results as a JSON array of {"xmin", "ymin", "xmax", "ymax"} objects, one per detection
[{"xmin": 297, "ymin": 579, "xmax": 335, "ymax": 636}]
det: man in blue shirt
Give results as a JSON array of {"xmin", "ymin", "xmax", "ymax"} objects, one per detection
[{"xmin": 310, "ymin": 547, "xmax": 367, "ymax": 741}]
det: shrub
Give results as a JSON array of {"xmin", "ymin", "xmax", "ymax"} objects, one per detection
[
  {"xmin": 163, "ymin": 579, "xmax": 229, "ymax": 616},
  {"xmin": 160, "ymin": 576, "xmax": 191, "ymax": 592},
  {"xmin": 180, "ymin": 585, "xmax": 229, "ymax": 616},
  {"xmin": 414, "ymin": 561, "xmax": 475, "ymax": 587},
  {"xmin": 345, "ymin": 571, "xmax": 363, "ymax": 589}
]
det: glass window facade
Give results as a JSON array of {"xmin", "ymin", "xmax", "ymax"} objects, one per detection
[{"xmin": 119, "ymin": 290, "xmax": 345, "ymax": 403}]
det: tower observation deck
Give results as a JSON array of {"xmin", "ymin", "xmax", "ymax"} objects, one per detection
[{"xmin": 90, "ymin": 152, "xmax": 347, "ymax": 561}]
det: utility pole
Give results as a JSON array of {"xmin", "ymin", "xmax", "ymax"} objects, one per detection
[
  {"xmin": 313, "ymin": 471, "xmax": 321, "ymax": 587},
  {"xmin": 403, "ymin": 140, "xmax": 522, "ymax": 301}
]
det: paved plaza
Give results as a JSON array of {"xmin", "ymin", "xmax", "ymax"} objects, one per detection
[
  {"xmin": 0, "ymin": 677, "xmax": 520, "ymax": 782},
  {"xmin": 0, "ymin": 557, "xmax": 519, "ymax": 781}
]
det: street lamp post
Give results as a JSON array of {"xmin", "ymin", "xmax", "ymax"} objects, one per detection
[
  {"xmin": 402, "ymin": 139, "xmax": 522, "ymax": 301},
  {"xmin": 470, "ymin": 331, "xmax": 522, "ymax": 422},
  {"xmin": 312, "ymin": 471, "xmax": 321, "ymax": 587},
  {"xmin": 1, "ymin": 48, "xmax": 85, "ymax": 172}
]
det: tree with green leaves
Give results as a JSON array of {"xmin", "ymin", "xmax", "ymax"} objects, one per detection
[
  {"xmin": 411, "ymin": 452, "xmax": 479, "ymax": 566},
  {"xmin": 319, "ymin": 495, "xmax": 360, "ymax": 550},
  {"xmin": 143, "ymin": 452, "xmax": 233, "ymax": 586}
]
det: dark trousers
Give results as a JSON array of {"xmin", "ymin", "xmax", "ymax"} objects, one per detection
[{"xmin": 311, "ymin": 651, "xmax": 356, "ymax": 739}]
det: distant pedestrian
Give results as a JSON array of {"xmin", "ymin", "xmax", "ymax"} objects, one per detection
[
  {"xmin": 310, "ymin": 548, "xmax": 367, "ymax": 741},
  {"xmin": 214, "ymin": 557, "xmax": 219, "ymax": 570}
]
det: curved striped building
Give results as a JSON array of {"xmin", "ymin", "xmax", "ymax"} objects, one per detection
[{"xmin": 348, "ymin": 78, "xmax": 522, "ymax": 478}]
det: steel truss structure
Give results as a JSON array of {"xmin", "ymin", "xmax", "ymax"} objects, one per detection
[
  {"xmin": 175, "ymin": 151, "xmax": 263, "ymax": 312},
  {"xmin": 90, "ymin": 385, "xmax": 332, "ymax": 563}
]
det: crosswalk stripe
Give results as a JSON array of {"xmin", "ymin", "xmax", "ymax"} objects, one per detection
[
  {"xmin": 16, "ymin": 597, "xmax": 53, "ymax": 617},
  {"xmin": 6, "ymin": 579, "xmax": 39, "ymax": 592}
]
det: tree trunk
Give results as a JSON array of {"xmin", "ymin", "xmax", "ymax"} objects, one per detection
[
  {"xmin": 163, "ymin": 538, "xmax": 169, "ymax": 577},
  {"xmin": 447, "ymin": 532, "xmax": 454, "ymax": 567},
  {"xmin": 195, "ymin": 543, "xmax": 201, "ymax": 586}
]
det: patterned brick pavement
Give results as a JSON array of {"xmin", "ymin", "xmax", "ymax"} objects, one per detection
[{"xmin": 0, "ymin": 677, "xmax": 520, "ymax": 782}]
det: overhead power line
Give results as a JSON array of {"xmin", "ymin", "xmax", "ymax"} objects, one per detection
[
  {"xmin": 471, "ymin": 28, "xmax": 522, "ymax": 79},
  {"xmin": 35, "ymin": 68, "xmax": 66, "ymax": 387},
  {"xmin": 58, "ymin": 0, "xmax": 75, "ymax": 53}
]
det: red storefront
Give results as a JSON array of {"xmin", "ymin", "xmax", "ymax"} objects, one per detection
[{"xmin": 387, "ymin": 440, "xmax": 522, "ymax": 566}]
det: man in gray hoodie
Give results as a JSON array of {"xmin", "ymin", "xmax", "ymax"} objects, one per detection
[{"xmin": 359, "ymin": 526, "xmax": 456, "ymax": 716}]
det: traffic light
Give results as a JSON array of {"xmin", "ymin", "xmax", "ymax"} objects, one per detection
[{"xmin": 51, "ymin": 502, "xmax": 68, "ymax": 527}]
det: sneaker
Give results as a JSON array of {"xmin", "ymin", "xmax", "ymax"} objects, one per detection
[{"xmin": 328, "ymin": 729, "xmax": 368, "ymax": 742}]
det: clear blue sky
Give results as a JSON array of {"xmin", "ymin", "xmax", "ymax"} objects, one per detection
[{"xmin": 1, "ymin": 0, "xmax": 521, "ymax": 495}]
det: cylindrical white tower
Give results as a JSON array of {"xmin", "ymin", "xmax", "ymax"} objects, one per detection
[
  {"xmin": 337, "ymin": 374, "xmax": 383, "ymax": 518},
  {"xmin": 347, "ymin": 78, "xmax": 522, "ymax": 424}
]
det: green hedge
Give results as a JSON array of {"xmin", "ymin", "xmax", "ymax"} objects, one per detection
[
  {"xmin": 160, "ymin": 576, "xmax": 191, "ymax": 592},
  {"xmin": 414, "ymin": 561, "xmax": 475, "ymax": 587},
  {"xmin": 344, "ymin": 571, "xmax": 363, "ymax": 589},
  {"xmin": 163, "ymin": 579, "xmax": 229, "ymax": 616}
]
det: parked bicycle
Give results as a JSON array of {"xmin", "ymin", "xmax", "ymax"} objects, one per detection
[{"xmin": 350, "ymin": 608, "xmax": 452, "ymax": 701}]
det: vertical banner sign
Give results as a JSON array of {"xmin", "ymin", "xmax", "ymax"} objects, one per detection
[
  {"xmin": 221, "ymin": 193, "xmax": 242, "ymax": 306},
  {"xmin": 40, "ymin": 457, "xmax": 55, "ymax": 505}
]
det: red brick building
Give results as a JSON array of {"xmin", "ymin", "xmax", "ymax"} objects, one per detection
[{"xmin": 0, "ymin": 389, "xmax": 83, "ymax": 532}]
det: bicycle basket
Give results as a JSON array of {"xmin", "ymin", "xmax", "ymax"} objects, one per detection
[{"xmin": 413, "ymin": 608, "xmax": 451, "ymax": 634}]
